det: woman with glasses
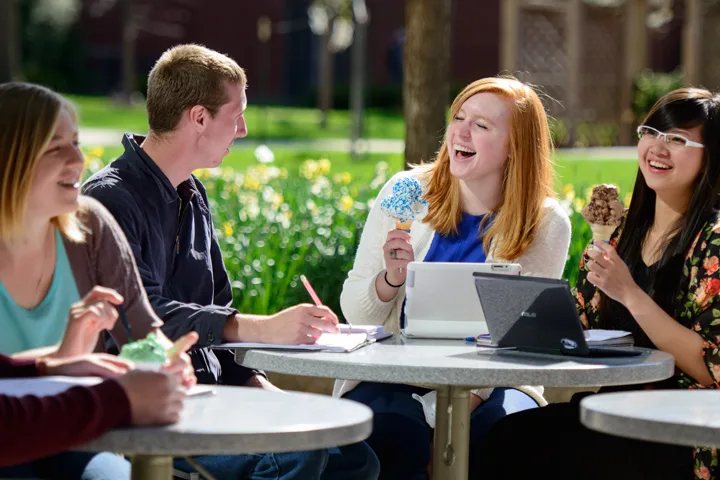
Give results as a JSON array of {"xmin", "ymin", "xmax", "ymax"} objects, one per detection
[{"xmin": 478, "ymin": 88, "xmax": 720, "ymax": 480}]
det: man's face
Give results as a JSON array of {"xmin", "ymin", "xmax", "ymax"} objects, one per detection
[{"xmin": 198, "ymin": 82, "xmax": 247, "ymax": 168}]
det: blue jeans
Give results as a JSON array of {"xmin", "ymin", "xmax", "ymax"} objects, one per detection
[
  {"xmin": 0, "ymin": 451, "xmax": 130, "ymax": 479},
  {"xmin": 174, "ymin": 442, "xmax": 379, "ymax": 480},
  {"xmin": 344, "ymin": 383, "xmax": 539, "ymax": 480}
]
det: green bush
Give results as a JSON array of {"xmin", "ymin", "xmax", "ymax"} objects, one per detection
[{"xmin": 632, "ymin": 69, "xmax": 684, "ymax": 125}]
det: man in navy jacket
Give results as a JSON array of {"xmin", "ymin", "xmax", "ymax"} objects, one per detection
[{"xmin": 84, "ymin": 44, "xmax": 378, "ymax": 480}]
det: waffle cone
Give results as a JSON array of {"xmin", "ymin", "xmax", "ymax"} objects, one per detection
[
  {"xmin": 589, "ymin": 223, "xmax": 617, "ymax": 242},
  {"xmin": 395, "ymin": 220, "xmax": 413, "ymax": 231}
]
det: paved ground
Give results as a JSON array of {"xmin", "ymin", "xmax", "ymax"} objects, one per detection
[{"xmin": 79, "ymin": 127, "xmax": 637, "ymax": 160}]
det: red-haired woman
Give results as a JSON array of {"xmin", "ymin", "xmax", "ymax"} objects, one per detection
[{"xmin": 337, "ymin": 76, "xmax": 572, "ymax": 479}]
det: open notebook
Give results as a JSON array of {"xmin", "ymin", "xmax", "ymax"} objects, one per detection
[
  {"xmin": 214, "ymin": 324, "xmax": 392, "ymax": 353},
  {"xmin": 584, "ymin": 329, "xmax": 634, "ymax": 346}
]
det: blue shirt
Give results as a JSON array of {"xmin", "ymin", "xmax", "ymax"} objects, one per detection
[
  {"xmin": 424, "ymin": 212, "xmax": 489, "ymax": 264},
  {"xmin": 0, "ymin": 230, "xmax": 81, "ymax": 354}
]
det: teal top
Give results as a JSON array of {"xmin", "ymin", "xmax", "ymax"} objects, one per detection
[{"xmin": 0, "ymin": 229, "xmax": 81, "ymax": 354}]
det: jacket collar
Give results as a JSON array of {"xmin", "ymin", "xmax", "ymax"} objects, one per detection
[{"xmin": 122, "ymin": 133, "xmax": 200, "ymax": 204}]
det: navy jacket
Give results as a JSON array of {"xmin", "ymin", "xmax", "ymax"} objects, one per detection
[{"xmin": 83, "ymin": 134, "xmax": 257, "ymax": 385}]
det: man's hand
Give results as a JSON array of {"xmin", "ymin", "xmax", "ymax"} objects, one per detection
[
  {"xmin": 226, "ymin": 304, "xmax": 341, "ymax": 345},
  {"xmin": 244, "ymin": 374, "xmax": 283, "ymax": 392},
  {"xmin": 41, "ymin": 354, "xmax": 133, "ymax": 378},
  {"xmin": 55, "ymin": 286, "xmax": 124, "ymax": 358},
  {"xmin": 263, "ymin": 304, "xmax": 339, "ymax": 344}
]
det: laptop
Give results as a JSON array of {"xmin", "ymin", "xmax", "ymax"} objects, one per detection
[
  {"xmin": 472, "ymin": 272, "xmax": 641, "ymax": 357},
  {"xmin": 401, "ymin": 262, "xmax": 522, "ymax": 339}
]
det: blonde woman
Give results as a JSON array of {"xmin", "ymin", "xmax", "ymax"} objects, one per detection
[
  {"xmin": 0, "ymin": 82, "xmax": 194, "ymax": 479},
  {"xmin": 338, "ymin": 77, "xmax": 571, "ymax": 479}
]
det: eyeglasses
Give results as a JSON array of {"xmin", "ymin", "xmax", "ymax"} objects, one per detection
[{"xmin": 637, "ymin": 125, "xmax": 704, "ymax": 149}]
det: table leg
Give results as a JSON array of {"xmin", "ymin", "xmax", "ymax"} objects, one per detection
[
  {"xmin": 130, "ymin": 455, "xmax": 173, "ymax": 480},
  {"xmin": 432, "ymin": 386, "xmax": 471, "ymax": 480}
]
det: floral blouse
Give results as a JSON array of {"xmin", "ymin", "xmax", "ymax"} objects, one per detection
[{"xmin": 574, "ymin": 212, "xmax": 720, "ymax": 480}]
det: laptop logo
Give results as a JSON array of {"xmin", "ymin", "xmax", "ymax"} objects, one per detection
[
  {"xmin": 520, "ymin": 311, "xmax": 536, "ymax": 318},
  {"xmin": 560, "ymin": 338, "xmax": 578, "ymax": 350}
]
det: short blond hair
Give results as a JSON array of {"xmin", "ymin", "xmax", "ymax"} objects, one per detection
[
  {"xmin": 146, "ymin": 44, "xmax": 247, "ymax": 134},
  {"xmin": 0, "ymin": 82, "xmax": 85, "ymax": 244},
  {"xmin": 421, "ymin": 76, "xmax": 555, "ymax": 260}
]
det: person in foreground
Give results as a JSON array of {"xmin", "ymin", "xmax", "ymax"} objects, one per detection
[
  {"xmin": 479, "ymin": 87, "xmax": 720, "ymax": 480},
  {"xmin": 338, "ymin": 76, "xmax": 572, "ymax": 479},
  {"xmin": 83, "ymin": 44, "xmax": 378, "ymax": 480},
  {"xmin": 0, "ymin": 328, "xmax": 197, "ymax": 479}
]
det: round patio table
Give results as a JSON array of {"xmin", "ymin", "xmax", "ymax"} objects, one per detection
[
  {"xmin": 581, "ymin": 390, "xmax": 720, "ymax": 448},
  {"xmin": 75, "ymin": 385, "xmax": 373, "ymax": 480},
  {"xmin": 232, "ymin": 336, "xmax": 674, "ymax": 480}
]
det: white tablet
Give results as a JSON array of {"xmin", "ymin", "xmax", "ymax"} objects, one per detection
[{"xmin": 402, "ymin": 262, "xmax": 522, "ymax": 339}]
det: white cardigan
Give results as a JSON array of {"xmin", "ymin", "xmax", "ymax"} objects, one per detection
[{"xmin": 333, "ymin": 170, "xmax": 572, "ymax": 405}]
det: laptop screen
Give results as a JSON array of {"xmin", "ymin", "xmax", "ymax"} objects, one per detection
[{"xmin": 473, "ymin": 273, "xmax": 590, "ymax": 355}]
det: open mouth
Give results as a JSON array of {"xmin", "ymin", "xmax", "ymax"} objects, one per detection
[
  {"xmin": 58, "ymin": 173, "xmax": 81, "ymax": 189},
  {"xmin": 647, "ymin": 159, "xmax": 673, "ymax": 172},
  {"xmin": 453, "ymin": 144, "xmax": 476, "ymax": 159}
]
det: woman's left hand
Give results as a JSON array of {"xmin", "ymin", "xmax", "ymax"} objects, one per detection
[{"xmin": 586, "ymin": 241, "xmax": 642, "ymax": 306}]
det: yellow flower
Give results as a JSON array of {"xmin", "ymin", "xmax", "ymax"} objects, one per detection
[
  {"xmin": 318, "ymin": 158, "xmax": 331, "ymax": 175},
  {"xmin": 195, "ymin": 169, "xmax": 210, "ymax": 180},
  {"xmin": 573, "ymin": 197, "xmax": 586, "ymax": 212},
  {"xmin": 300, "ymin": 160, "xmax": 319, "ymax": 180},
  {"xmin": 623, "ymin": 192, "xmax": 633, "ymax": 207},
  {"xmin": 338, "ymin": 195, "xmax": 354, "ymax": 212},
  {"xmin": 89, "ymin": 146, "xmax": 104, "ymax": 158},
  {"xmin": 563, "ymin": 184, "xmax": 574, "ymax": 195},
  {"xmin": 223, "ymin": 222, "xmax": 234, "ymax": 237},
  {"xmin": 333, "ymin": 172, "xmax": 352, "ymax": 185},
  {"xmin": 243, "ymin": 175, "xmax": 261, "ymax": 191}
]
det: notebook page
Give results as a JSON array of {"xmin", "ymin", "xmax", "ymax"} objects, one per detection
[{"xmin": 215, "ymin": 332, "xmax": 370, "ymax": 352}]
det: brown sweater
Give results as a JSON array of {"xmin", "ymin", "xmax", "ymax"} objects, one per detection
[{"xmin": 64, "ymin": 196, "xmax": 163, "ymax": 349}]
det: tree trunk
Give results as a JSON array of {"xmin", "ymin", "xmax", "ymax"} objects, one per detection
[
  {"xmin": 403, "ymin": 0, "xmax": 452, "ymax": 169},
  {"xmin": 0, "ymin": 0, "xmax": 21, "ymax": 83},
  {"xmin": 318, "ymin": 25, "xmax": 335, "ymax": 129},
  {"xmin": 121, "ymin": 0, "xmax": 138, "ymax": 104},
  {"xmin": 350, "ymin": 1, "xmax": 369, "ymax": 159}
]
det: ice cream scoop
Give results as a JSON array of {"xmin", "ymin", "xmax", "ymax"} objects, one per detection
[
  {"xmin": 119, "ymin": 333, "xmax": 168, "ymax": 371},
  {"xmin": 380, "ymin": 177, "xmax": 428, "ymax": 231},
  {"xmin": 582, "ymin": 184, "xmax": 624, "ymax": 245}
]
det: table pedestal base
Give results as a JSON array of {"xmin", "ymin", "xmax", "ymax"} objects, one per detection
[
  {"xmin": 432, "ymin": 386, "xmax": 471, "ymax": 480},
  {"xmin": 131, "ymin": 455, "xmax": 173, "ymax": 480}
]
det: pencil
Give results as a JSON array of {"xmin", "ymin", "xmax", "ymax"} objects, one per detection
[{"xmin": 299, "ymin": 274, "xmax": 353, "ymax": 329}]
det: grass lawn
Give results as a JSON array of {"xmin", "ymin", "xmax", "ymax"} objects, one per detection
[
  {"xmin": 67, "ymin": 95, "xmax": 405, "ymax": 140},
  {"xmin": 90, "ymin": 145, "xmax": 639, "ymax": 198}
]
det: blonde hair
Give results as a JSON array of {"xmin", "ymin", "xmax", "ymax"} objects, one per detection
[
  {"xmin": 0, "ymin": 82, "xmax": 85, "ymax": 244},
  {"xmin": 421, "ymin": 76, "xmax": 555, "ymax": 260},
  {"xmin": 147, "ymin": 44, "xmax": 247, "ymax": 134}
]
